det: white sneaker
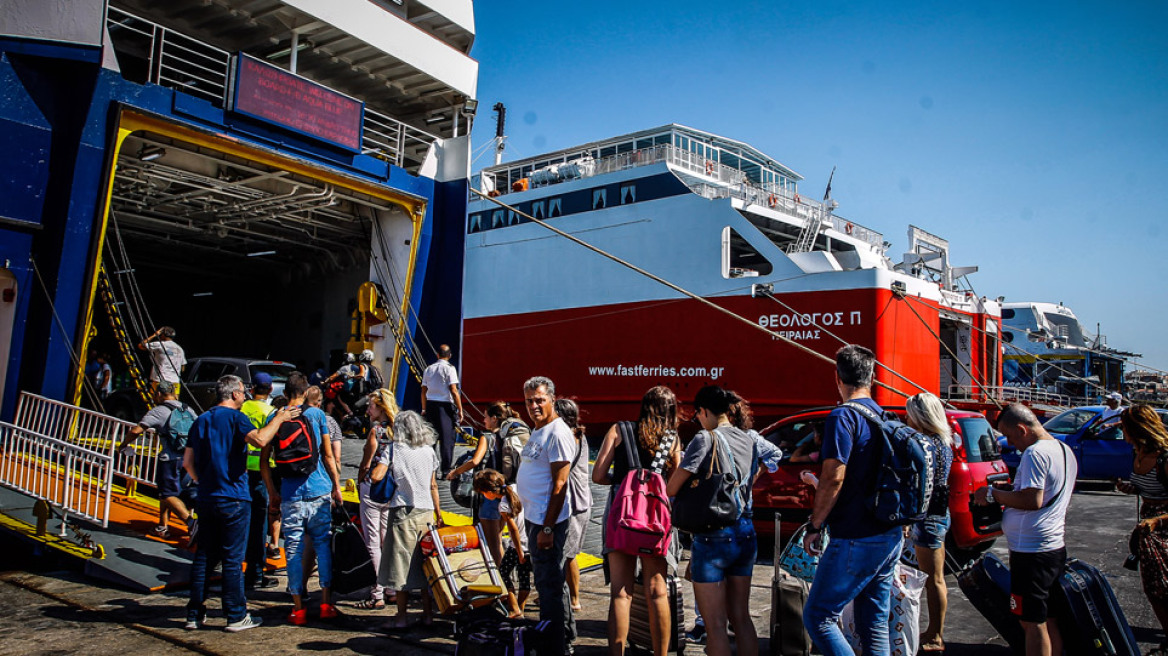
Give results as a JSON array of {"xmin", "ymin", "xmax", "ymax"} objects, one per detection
[{"xmin": 224, "ymin": 614, "xmax": 263, "ymax": 632}]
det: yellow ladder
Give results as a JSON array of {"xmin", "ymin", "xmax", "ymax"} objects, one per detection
[{"xmin": 97, "ymin": 266, "xmax": 151, "ymax": 406}]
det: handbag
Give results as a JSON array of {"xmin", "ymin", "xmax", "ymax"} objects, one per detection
[
  {"xmin": 367, "ymin": 443, "xmax": 397, "ymax": 504},
  {"xmin": 671, "ymin": 428, "xmax": 744, "ymax": 534},
  {"xmin": 776, "ymin": 522, "xmax": 829, "ymax": 583}
]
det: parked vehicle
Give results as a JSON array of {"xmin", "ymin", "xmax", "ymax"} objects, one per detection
[
  {"xmin": 999, "ymin": 405, "xmax": 1168, "ymax": 481},
  {"xmin": 183, "ymin": 357, "xmax": 296, "ymax": 412},
  {"xmin": 752, "ymin": 406, "xmax": 1009, "ymax": 571}
]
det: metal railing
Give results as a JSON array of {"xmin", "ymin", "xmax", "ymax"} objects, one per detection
[
  {"xmin": 947, "ymin": 384, "xmax": 1073, "ymax": 409},
  {"xmin": 105, "ymin": 7, "xmax": 441, "ymax": 169},
  {"xmin": 0, "ymin": 423, "xmax": 115, "ymax": 528},
  {"xmin": 14, "ymin": 392, "xmax": 159, "ymax": 488},
  {"xmin": 484, "ymin": 143, "xmax": 885, "ymax": 250}
]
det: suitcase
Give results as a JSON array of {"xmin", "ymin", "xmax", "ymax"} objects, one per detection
[
  {"xmin": 1055, "ymin": 558, "xmax": 1139, "ymax": 656},
  {"xmin": 770, "ymin": 515, "xmax": 811, "ymax": 656},
  {"xmin": 628, "ymin": 574, "xmax": 685, "ymax": 654},
  {"xmin": 956, "ymin": 552, "xmax": 1025, "ymax": 654},
  {"xmin": 331, "ymin": 511, "xmax": 377, "ymax": 595}
]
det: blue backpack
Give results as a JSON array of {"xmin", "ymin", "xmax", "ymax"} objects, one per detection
[
  {"xmin": 161, "ymin": 402, "xmax": 198, "ymax": 453},
  {"xmin": 844, "ymin": 401, "xmax": 936, "ymax": 527}
]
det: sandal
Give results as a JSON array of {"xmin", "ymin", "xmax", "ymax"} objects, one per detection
[{"xmin": 354, "ymin": 598, "xmax": 385, "ymax": 610}]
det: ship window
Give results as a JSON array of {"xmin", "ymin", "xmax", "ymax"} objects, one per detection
[
  {"xmin": 532, "ymin": 201, "xmax": 545, "ymax": 220},
  {"xmin": 654, "ymin": 134, "xmax": 671, "ymax": 146},
  {"xmin": 1001, "ymin": 308, "xmax": 1016, "ymax": 320},
  {"xmin": 468, "ymin": 213, "xmax": 483, "ymax": 233},
  {"xmin": 593, "ymin": 189, "xmax": 607, "ymax": 210},
  {"xmin": 617, "ymin": 142, "xmax": 633, "ymax": 154},
  {"xmin": 721, "ymin": 226, "xmax": 774, "ymax": 278},
  {"xmin": 621, "ymin": 184, "xmax": 636, "ymax": 205},
  {"xmin": 491, "ymin": 210, "xmax": 504, "ymax": 229},
  {"xmin": 1003, "ymin": 331, "xmax": 1015, "ymax": 343},
  {"xmin": 636, "ymin": 139, "xmax": 653, "ymax": 150},
  {"xmin": 549, "ymin": 197, "xmax": 562, "ymax": 218},
  {"xmin": 600, "ymin": 146, "xmax": 616, "ymax": 158}
]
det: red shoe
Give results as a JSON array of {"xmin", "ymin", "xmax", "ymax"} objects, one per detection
[
  {"xmin": 287, "ymin": 608, "xmax": 308, "ymax": 626},
  {"xmin": 319, "ymin": 603, "xmax": 340, "ymax": 620}
]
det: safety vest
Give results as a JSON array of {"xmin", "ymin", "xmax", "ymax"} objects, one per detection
[{"xmin": 240, "ymin": 398, "xmax": 274, "ymax": 472}]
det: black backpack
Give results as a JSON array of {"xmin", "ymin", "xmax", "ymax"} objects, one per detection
[{"xmin": 273, "ymin": 410, "xmax": 319, "ymax": 477}]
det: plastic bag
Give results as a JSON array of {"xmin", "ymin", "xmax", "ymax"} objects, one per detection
[{"xmin": 839, "ymin": 563, "xmax": 927, "ymax": 655}]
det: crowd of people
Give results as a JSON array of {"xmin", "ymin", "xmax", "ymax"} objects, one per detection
[{"xmin": 114, "ymin": 341, "xmax": 1168, "ymax": 656}]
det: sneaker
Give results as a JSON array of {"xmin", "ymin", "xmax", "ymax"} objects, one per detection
[
  {"xmin": 152, "ymin": 525, "xmax": 170, "ymax": 539},
  {"xmin": 685, "ymin": 623, "xmax": 707, "ymax": 645},
  {"xmin": 224, "ymin": 614, "xmax": 263, "ymax": 632},
  {"xmin": 319, "ymin": 603, "xmax": 340, "ymax": 620},
  {"xmin": 183, "ymin": 611, "xmax": 205, "ymax": 631},
  {"xmin": 185, "ymin": 516, "xmax": 199, "ymax": 544},
  {"xmin": 287, "ymin": 609, "xmax": 308, "ymax": 626}
]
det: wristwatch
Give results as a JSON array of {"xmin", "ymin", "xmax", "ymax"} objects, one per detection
[
  {"xmin": 985, "ymin": 486, "xmax": 996, "ymax": 504},
  {"xmin": 541, "ymin": 526, "xmax": 554, "ymax": 535}
]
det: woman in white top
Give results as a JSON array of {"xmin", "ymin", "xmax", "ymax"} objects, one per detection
[
  {"xmin": 373, "ymin": 410, "xmax": 443, "ymax": 630},
  {"xmin": 355, "ymin": 389, "xmax": 398, "ymax": 609}
]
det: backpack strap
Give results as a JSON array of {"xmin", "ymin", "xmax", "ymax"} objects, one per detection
[
  {"xmin": 1041, "ymin": 441, "xmax": 1070, "ymax": 510},
  {"xmin": 617, "ymin": 421, "xmax": 641, "ymax": 471},
  {"xmin": 842, "ymin": 400, "xmax": 883, "ymax": 425}
]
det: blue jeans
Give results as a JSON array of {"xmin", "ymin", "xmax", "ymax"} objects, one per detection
[
  {"xmin": 244, "ymin": 472, "xmax": 269, "ymax": 584},
  {"xmin": 188, "ymin": 498, "xmax": 250, "ymax": 623},
  {"xmin": 282, "ymin": 495, "xmax": 334, "ymax": 597},
  {"xmin": 690, "ymin": 516, "xmax": 758, "ymax": 583},
  {"xmin": 527, "ymin": 519, "xmax": 575, "ymax": 651},
  {"xmin": 804, "ymin": 526, "xmax": 903, "ymax": 656}
]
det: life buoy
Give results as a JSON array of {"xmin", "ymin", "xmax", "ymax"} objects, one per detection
[
  {"xmin": 794, "ymin": 193, "xmax": 802, "ymax": 204},
  {"xmin": 845, "ymin": 222, "xmax": 854, "ymax": 235},
  {"xmin": 768, "ymin": 194, "xmax": 777, "ymax": 208},
  {"xmin": 705, "ymin": 160, "xmax": 714, "ymax": 175}
]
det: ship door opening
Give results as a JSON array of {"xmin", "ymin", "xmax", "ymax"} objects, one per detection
[
  {"xmin": 939, "ymin": 316, "xmax": 974, "ymax": 398},
  {"xmin": 84, "ymin": 117, "xmax": 419, "ymax": 416}
]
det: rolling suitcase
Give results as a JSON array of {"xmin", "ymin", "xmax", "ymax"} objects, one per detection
[
  {"xmin": 1055, "ymin": 558, "xmax": 1139, "ymax": 656},
  {"xmin": 628, "ymin": 574, "xmax": 685, "ymax": 654},
  {"xmin": 770, "ymin": 515, "xmax": 811, "ymax": 656},
  {"xmin": 956, "ymin": 552, "xmax": 1025, "ymax": 655}
]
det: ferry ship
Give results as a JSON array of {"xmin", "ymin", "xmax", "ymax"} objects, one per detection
[{"xmin": 462, "ymin": 124, "xmax": 1005, "ymax": 428}]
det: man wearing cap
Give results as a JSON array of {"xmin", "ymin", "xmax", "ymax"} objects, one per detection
[
  {"xmin": 241, "ymin": 373, "xmax": 278, "ymax": 589},
  {"xmin": 1100, "ymin": 392, "xmax": 1125, "ymax": 421}
]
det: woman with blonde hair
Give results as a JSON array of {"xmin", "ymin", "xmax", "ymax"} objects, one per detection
[
  {"xmin": 354, "ymin": 388, "xmax": 399, "ymax": 609},
  {"xmin": 1118, "ymin": 404, "xmax": 1168, "ymax": 654},
  {"xmin": 376, "ymin": 410, "xmax": 442, "ymax": 630},
  {"xmin": 904, "ymin": 392, "xmax": 953, "ymax": 653}
]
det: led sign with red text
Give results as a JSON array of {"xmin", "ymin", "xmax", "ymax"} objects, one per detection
[{"xmin": 229, "ymin": 54, "xmax": 364, "ymax": 151}]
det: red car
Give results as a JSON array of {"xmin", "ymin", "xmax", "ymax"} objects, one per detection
[{"xmin": 751, "ymin": 406, "xmax": 1009, "ymax": 570}]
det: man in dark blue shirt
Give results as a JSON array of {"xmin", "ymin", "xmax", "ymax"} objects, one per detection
[
  {"xmin": 802, "ymin": 345, "xmax": 903, "ymax": 656},
  {"xmin": 183, "ymin": 374, "xmax": 299, "ymax": 633}
]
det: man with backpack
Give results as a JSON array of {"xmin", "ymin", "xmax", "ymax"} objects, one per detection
[
  {"xmin": 974, "ymin": 404, "xmax": 1077, "ymax": 656},
  {"xmin": 118, "ymin": 381, "xmax": 198, "ymax": 541},
  {"xmin": 183, "ymin": 375, "xmax": 301, "ymax": 632},
  {"xmin": 802, "ymin": 345, "xmax": 905, "ymax": 656},
  {"xmin": 260, "ymin": 372, "xmax": 345, "ymax": 626}
]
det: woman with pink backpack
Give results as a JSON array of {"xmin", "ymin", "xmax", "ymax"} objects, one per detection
[{"xmin": 592, "ymin": 386, "xmax": 682, "ymax": 656}]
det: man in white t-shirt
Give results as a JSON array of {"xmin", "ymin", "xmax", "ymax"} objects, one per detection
[
  {"xmin": 515, "ymin": 376, "xmax": 575, "ymax": 654},
  {"xmin": 1099, "ymin": 392, "xmax": 1125, "ymax": 421},
  {"xmin": 138, "ymin": 326, "xmax": 187, "ymax": 394},
  {"xmin": 420, "ymin": 344, "xmax": 464, "ymax": 473},
  {"xmin": 974, "ymin": 404, "xmax": 1077, "ymax": 656}
]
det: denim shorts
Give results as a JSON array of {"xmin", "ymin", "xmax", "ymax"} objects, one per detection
[
  {"xmin": 912, "ymin": 512, "xmax": 950, "ymax": 550},
  {"xmin": 478, "ymin": 496, "xmax": 501, "ymax": 521},
  {"xmin": 156, "ymin": 459, "xmax": 184, "ymax": 499},
  {"xmin": 690, "ymin": 517, "xmax": 757, "ymax": 583}
]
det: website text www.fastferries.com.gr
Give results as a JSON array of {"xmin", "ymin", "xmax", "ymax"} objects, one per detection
[{"xmin": 587, "ymin": 364, "xmax": 725, "ymax": 380}]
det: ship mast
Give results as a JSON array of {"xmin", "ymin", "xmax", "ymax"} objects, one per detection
[{"xmin": 493, "ymin": 102, "xmax": 507, "ymax": 166}]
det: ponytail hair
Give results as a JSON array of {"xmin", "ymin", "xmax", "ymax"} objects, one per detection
[
  {"xmin": 486, "ymin": 400, "xmax": 520, "ymax": 421},
  {"xmin": 473, "ymin": 468, "xmax": 522, "ymax": 515}
]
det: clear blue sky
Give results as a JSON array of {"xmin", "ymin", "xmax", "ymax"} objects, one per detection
[{"xmin": 468, "ymin": 1, "xmax": 1168, "ymax": 370}]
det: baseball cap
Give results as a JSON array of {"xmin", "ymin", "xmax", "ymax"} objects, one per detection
[
  {"xmin": 1106, "ymin": 391, "xmax": 1122, "ymax": 401},
  {"xmin": 253, "ymin": 372, "xmax": 273, "ymax": 386}
]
